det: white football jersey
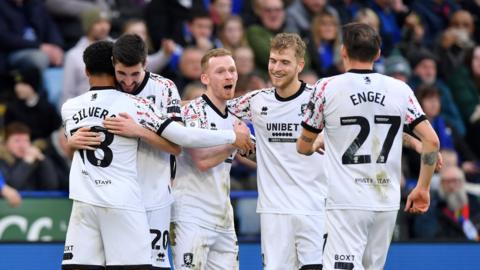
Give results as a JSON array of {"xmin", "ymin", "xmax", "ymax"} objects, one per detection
[
  {"xmin": 302, "ymin": 70, "xmax": 426, "ymax": 211},
  {"xmin": 62, "ymin": 87, "xmax": 172, "ymax": 211},
  {"xmin": 228, "ymin": 83, "xmax": 327, "ymax": 215},
  {"xmin": 132, "ymin": 72, "xmax": 182, "ymax": 210},
  {"xmin": 172, "ymin": 95, "xmax": 237, "ymax": 231}
]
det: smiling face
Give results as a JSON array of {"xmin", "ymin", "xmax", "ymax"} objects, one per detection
[
  {"xmin": 201, "ymin": 55, "xmax": 238, "ymax": 101},
  {"xmin": 268, "ymin": 48, "xmax": 304, "ymax": 90},
  {"xmin": 113, "ymin": 62, "xmax": 145, "ymax": 93}
]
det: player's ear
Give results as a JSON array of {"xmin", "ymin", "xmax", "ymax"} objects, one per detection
[
  {"xmin": 340, "ymin": 45, "xmax": 347, "ymax": 60},
  {"xmin": 85, "ymin": 68, "xmax": 90, "ymax": 77},
  {"xmin": 297, "ymin": 59, "xmax": 305, "ymax": 73},
  {"xmin": 200, "ymin": 73, "xmax": 209, "ymax": 85},
  {"xmin": 374, "ymin": 49, "xmax": 381, "ymax": 62}
]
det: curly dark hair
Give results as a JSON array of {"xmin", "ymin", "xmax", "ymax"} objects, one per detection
[{"xmin": 83, "ymin": 40, "xmax": 115, "ymax": 76}]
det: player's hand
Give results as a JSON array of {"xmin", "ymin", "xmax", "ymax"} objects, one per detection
[
  {"xmin": 68, "ymin": 127, "xmax": 101, "ymax": 151},
  {"xmin": 312, "ymin": 133, "xmax": 325, "ymax": 154},
  {"xmin": 404, "ymin": 186, "xmax": 430, "ymax": 214},
  {"xmin": 104, "ymin": 113, "xmax": 141, "ymax": 138},
  {"xmin": 435, "ymin": 152, "xmax": 443, "ymax": 172},
  {"xmin": 1, "ymin": 185, "xmax": 22, "ymax": 208},
  {"xmin": 24, "ymin": 146, "xmax": 44, "ymax": 163},
  {"xmin": 232, "ymin": 121, "xmax": 254, "ymax": 152}
]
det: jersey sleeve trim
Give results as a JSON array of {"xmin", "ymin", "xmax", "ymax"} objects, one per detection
[
  {"xmin": 169, "ymin": 116, "xmax": 183, "ymax": 122},
  {"xmin": 156, "ymin": 118, "xmax": 173, "ymax": 136},
  {"xmin": 301, "ymin": 121, "xmax": 323, "ymax": 134},
  {"xmin": 408, "ymin": 115, "xmax": 427, "ymax": 130}
]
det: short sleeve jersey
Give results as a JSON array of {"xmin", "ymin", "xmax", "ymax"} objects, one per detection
[
  {"xmin": 172, "ymin": 94, "xmax": 237, "ymax": 231},
  {"xmin": 131, "ymin": 72, "xmax": 182, "ymax": 210},
  {"xmin": 228, "ymin": 82, "xmax": 327, "ymax": 215},
  {"xmin": 302, "ymin": 70, "xmax": 426, "ymax": 211},
  {"xmin": 62, "ymin": 88, "xmax": 172, "ymax": 212}
]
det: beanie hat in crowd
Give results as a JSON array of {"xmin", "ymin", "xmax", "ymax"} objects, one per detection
[
  {"xmin": 384, "ymin": 55, "xmax": 411, "ymax": 78},
  {"xmin": 12, "ymin": 68, "xmax": 41, "ymax": 91},
  {"xmin": 408, "ymin": 48, "xmax": 437, "ymax": 69},
  {"xmin": 81, "ymin": 9, "xmax": 111, "ymax": 34}
]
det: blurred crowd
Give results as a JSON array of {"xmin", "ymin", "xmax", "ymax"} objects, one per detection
[{"xmin": 1, "ymin": 0, "xmax": 480, "ymax": 242}]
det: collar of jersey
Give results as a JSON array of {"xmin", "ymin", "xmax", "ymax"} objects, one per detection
[
  {"xmin": 121, "ymin": 71, "xmax": 150, "ymax": 95},
  {"xmin": 274, "ymin": 81, "xmax": 306, "ymax": 102},
  {"xmin": 201, "ymin": 94, "xmax": 229, "ymax": 119},
  {"xmin": 89, "ymin": 86, "xmax": 116, "ymax": 91},
  {"xmin": 347, "ymin": 69, "xmax": 375, "ymax": 74}
]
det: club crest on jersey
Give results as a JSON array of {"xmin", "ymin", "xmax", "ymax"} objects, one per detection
[
  {"xmin": 261, "ymin": 106, "xmax": 268, "ymax": 115},
  {"xmin": 182, "ymin": 253, "xmax": 195, "ymax": 268},
  {"xmin": 146, "ymin": 95, "xmax": 156, "ymax": 104},
  {"xmin": 364, "ymin": 76, "xmax": 371, "ymax": 84},
  {"xmin": 157, "ymin": 252, "xmax": 166, "ymax": 262},
  {"xmin": 90, "ymin": 93, "xmax": 97, "ymax": 101},
  {"xmin": 298, "ymin": 103, "xmax": 308, "ymax": 116}
]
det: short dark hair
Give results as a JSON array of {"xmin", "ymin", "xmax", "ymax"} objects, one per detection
[
  {"xmin": 416, "ymin": 84, "xmax": 440, "ymax": 103},
  {"xmin": 342, "ymin": 23, "xmax": 381, "ymax": 62},
  {"xmin": 83, "ymin": 40, "xmax": 115, "ymax": 76},
  {"xmin": 5, "ymin": 122, "xmax": 31, "ymax": 141},
  {"xmin": 188, "ymin": 9, "xmax": 211, "ymax": 23},
  {"xmin": 112, "ymin": 34, "xmax": 147, "ymax": 66}
]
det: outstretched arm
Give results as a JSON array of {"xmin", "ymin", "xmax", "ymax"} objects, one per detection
[{"xmin": 104, "ymin": 113, "xmax": 181, "ymax": 155}]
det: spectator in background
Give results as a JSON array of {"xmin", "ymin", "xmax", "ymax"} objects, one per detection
[
  {"xmin": 234, "ymin": 46, "xmax": 256, "ymax": 77},
  {"xmin": 5, "ymin": 68, "xmax": 62, "ymax": 142},
  {"xmin": 210, "ymin": 0, "xmax": 233, "ymax": 27},
  {"xmin": 410, "ymin": 0, "xmax": 460, "ymax": 48},
  {"xmin": 247, "ymin": 0, "xmax": 289, "ymax": 74},
  {"xmin": 181, "ymin": 81, "xmax": 206, "ymax": 101},
  {"xmin": 286, "ymin": 0, "xmax": 339, "ymax": 38},
  {"xmin": 123, "ymin": 19, "xmax": 176, "ymax": 74},
  {"xmin": 145, "ymin": 0, "xmax": 207, "ymax": 51},
  {"xmin": 306, "ymin": 10, "xmax": 343, "ymax": 78},
  {"xmin": 181, "ymin": 9, "xmax": 215, "ymax": 51},
  {"xmin": 0, "ymin": 122, "xmax": 59, "ymax": 190},
  {"xmin": 436, "ymin": 10, "xmax": 475, "ymax": 78},
  {"xmin": 408, "ymin": 48, "xmax": 466, "ymax": 137},
  {"xmin": 384, "ymin": 54, "xmax": 411, "ymax": 83},
  {"xmin": 397, "ymin": 11, "xmax": 427, "ymax": 59},
  {"xmin": 61, "ymin": 9, "xmax": 111, "ymax": 105},
  {"xmin": 369, "ymin": 0, "xmax": 406, "ymax": 56},
  {"xmin": 172, "ymin": 47, "xmax": 204, "ymax": 94},
  {"xmin": 445, "ymin": 45, "xmax": 480, "ymax": 156},
  {"xmin": 0, "ymin": 172, "xmax": 22, "ymax": 208},
  {"xmin": 414, "ymin": 166, "xmax": 480, "ymax": 241},
  {"xmin": 0, "ymin": 0, "xmax": 64, "ymax": 74},
  {"xmin": 216, "ymin": 16, "xmax": 247, "ymax": 52},
  {"xmin": 404, "ymin": 85, "xmax": 479, "ymax": 180},
  {"xmin": 43, "ymin": 127, "xmax": 73, "ymax": 191},
  {"xmin": 45, "ymin": 0, "xmax": 110, "ymax": 50},
  {"xmin": 330, "ymin": 0, "xmax": 364, "ymax": 24}
]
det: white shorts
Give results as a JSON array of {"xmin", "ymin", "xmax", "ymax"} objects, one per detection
[
  {"xmin": 147, "ymin": 206, "xmax": 172, "ymax": 269},
  {"xmin": 62, "ymin": 200, "xmax": 152, "ymax": 269},
  {"xmin": 170, "ymin": 221, "xmax": 239, "ymax": 270},
  {"xmin": 260, "ymin": 213, "xmax": 325, "ymax": 270},
  {"xmin": 323, "ymin": 209, "xmax": 397, "ymax": 270}
]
